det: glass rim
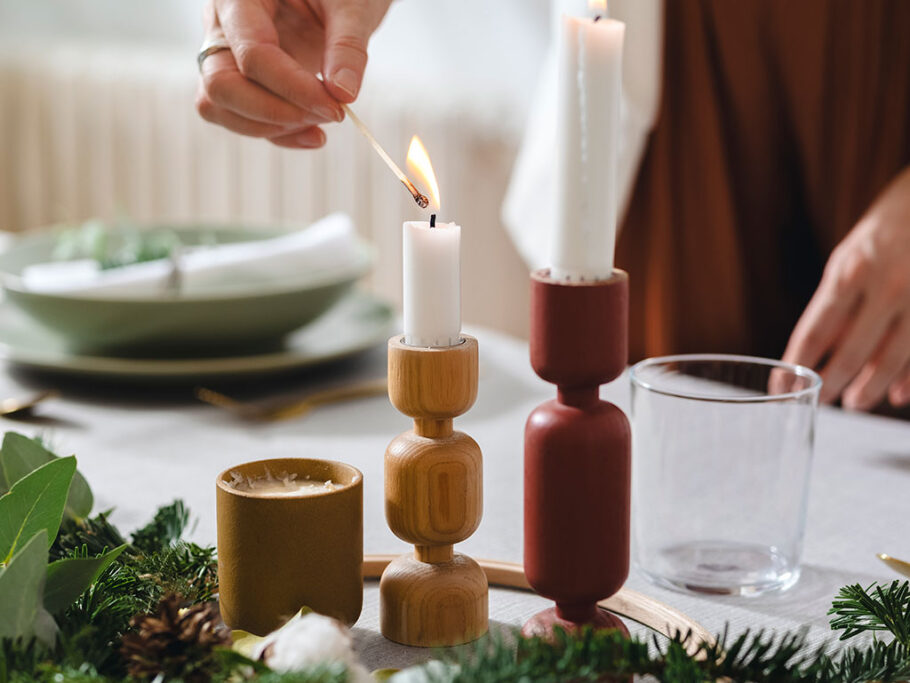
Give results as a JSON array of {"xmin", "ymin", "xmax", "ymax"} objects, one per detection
[{"xmin": 630, "ymin": 353, "xmax": 822, "ymax": 404}]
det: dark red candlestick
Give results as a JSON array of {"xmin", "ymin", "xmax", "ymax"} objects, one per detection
[{"xmin": 522, "ymin": 269, "xmax": 632, "ymax": 638}]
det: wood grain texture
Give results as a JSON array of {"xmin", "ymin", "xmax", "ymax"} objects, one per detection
[
  {"xmin": 385, "ymin": 431, "xmax": 482, "ymax": 546},
  {"xmin": 387, "ymin": 335, "xmax": 478, "ymax": 425},
  {"xmin": 363, "ymin": 555, "xmax": 714, "ymax": 654},
  {"xmin": 381, "ymin": 336, "xmax": 488, "ymax": 647},
  {"xmin": 380, "ymin": 553, "xmax": 488, "ymax": 647}
]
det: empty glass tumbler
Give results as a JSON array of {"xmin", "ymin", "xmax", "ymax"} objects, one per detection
[{"xmin": 630, "ymin": 354, "xmax": 821, "ymax": 596}]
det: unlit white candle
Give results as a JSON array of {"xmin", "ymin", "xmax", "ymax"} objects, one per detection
[
  {"xmin": 402, "ymin": 220, "xmax": 461, "ymax": 347},
  {"xmin": 551, "ymin": 12, "xmax": 625, "ymax": 282}
]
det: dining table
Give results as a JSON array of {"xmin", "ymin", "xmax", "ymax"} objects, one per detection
[{"xmin": 1, "ymin": 320, "xmax": 907, "ymax": 672}]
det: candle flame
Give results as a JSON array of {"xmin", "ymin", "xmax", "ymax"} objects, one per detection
[
  {"xmin": 406, "ymin": 135, "xmax": 441, "ymax": 211},
  {"xmin": 589, "ymin": 0, "xmax": 606, "ymax": 15}
]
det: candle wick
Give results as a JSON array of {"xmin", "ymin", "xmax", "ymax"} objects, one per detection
[
  {"xmin": 430, "ymin": 214, "xmax": 437, "ymax": 228},
  {"xmin": 593, "ymin": 14, "xmax": 602, "ymax": 22}
]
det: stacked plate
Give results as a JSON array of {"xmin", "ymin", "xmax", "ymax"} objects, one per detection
[{"xmin": 0, "ymin": 216, "xmax": 394, "ymax": 381}]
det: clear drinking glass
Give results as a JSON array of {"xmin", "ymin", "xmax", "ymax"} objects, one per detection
[{"xmin": 630, "ymin": 354, "xmax": 821, "ymax": 596}]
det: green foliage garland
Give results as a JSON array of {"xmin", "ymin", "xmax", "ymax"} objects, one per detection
[{"xmin": 1, "ymin": 430, "xmax": 910, "ymax": 682}]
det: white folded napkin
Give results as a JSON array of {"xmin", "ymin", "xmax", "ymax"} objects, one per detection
[{"xmin": 20, "ymin": 213, "xmax": 365, "ymax": 298}]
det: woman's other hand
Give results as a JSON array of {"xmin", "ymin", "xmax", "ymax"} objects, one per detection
[
  {"xmin": 196, "ymin": 0, "xmax": 392, "ymax": 148},
  {"xmin": 783, "ymin": 167, "xmax": 910, "ymax": 410}
]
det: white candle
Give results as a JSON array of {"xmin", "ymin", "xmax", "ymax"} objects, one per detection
[
  {"xmin": 402, "ymin": 220, "xmax": 462, "ymax": 347},
  {"xmin": 551, "ymin": 9, "xmax": 625, "ymax": 282}
]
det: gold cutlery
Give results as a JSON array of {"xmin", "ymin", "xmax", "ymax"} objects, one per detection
[
  {"xmin": 195, "ymin": 377, "xmax": 388, "ymax": 422},
  {"xmin": 878, "ymin": 553, "xmax": 910, "ymax": 579},
  {"xmin": 0, "ymin": 390, "xmax": 59, "ymax": 417}
]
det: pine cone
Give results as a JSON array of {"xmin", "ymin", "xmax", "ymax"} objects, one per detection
[{"xmin": 121, "ymin": 593, "xmax": 230, "ymax": 681}]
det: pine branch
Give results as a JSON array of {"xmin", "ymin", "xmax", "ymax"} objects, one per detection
[
  {"xmin": 0, "ymin": 636, "xmax": 50, "ymax": 683},
  {"xmin": 130, "ymin": 500, "xmax": 191, "ymax": 553},
  {"xmin": 835, "ymin": 640, "xmax": 910, "ymax": 683},
  {"xmin": 50, "ymin": 502, "xmax": 215, "ymax": 677},
  {"xmin": 50, "ymin": 511, "xmax": 129, "ymax": 563},
  {"xmin": 57, "ymin": 562, "xmax": 159, "ymax": 676},
  {"xmin": 444, "ymin": 626, "xmax": 910, "ymax": 683},
  {"xmin": 133, "ymin": 542, "xmax": 219, "ymax": 605},
  {"xmin": 829, "ymin": 581, "xmax": 910, "ymax": 646}
]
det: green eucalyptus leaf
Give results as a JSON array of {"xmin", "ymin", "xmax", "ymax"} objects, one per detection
[
  {"xmin": 0, "ymin": 432, "xmax": 93, "ymax": 520},
  {"xmin": 0, "ymin": 457, "xmax": 76, "ymax": 564},
  {"xmin": 0, "ymin": 530, "xmax": 51, "ymax": 644},
  {"xmin": 33, "ymin": 606, "xmax": 59, "ymax": 647},
  {"xmin": 44, "ymin": 544, "xmax": 127, "ymax": 614}
]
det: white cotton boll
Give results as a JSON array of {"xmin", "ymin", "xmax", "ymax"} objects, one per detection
[
  {"xmin": 253, "ymin": 612, "xmax": 368, "ymax": 678},
  {"xmin": 390, "ymin": 661, "xmax": 459, "ymax": 683},
  {"xmin": 345, "ymin": 662, "xmax": 375, "ymax": 683}
]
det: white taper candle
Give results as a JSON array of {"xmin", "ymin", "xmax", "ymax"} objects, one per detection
[
  {"xmin": 402, "ymin": 220, "xmax": 462, "ymax": 347},
  {"xmin": 551, "ymin": 12, "xmax": 625, "ymax": 282}
]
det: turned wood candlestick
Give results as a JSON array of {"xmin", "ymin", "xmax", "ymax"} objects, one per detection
[
  {"xmin": 522, "ymin": 269, "xmax": 632, "ymax": 638},
  {"xmin": 380, "ymin": 334, "xmax": 488, "ymax": 647}
]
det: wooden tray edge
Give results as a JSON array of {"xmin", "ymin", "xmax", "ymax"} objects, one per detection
[{"xmin": 364, "ymin": 554, "xmax": 714, "ymax": 654}]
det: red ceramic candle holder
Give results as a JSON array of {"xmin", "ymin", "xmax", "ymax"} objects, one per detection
[{"xmin": 522, "ymin": 269, "xmax": 632, "ymax": 638}]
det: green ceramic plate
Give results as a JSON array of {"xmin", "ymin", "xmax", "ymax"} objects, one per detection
[
  {"xmin": 0, "ymin": 226, "xmax": 373, "ymax": 353},
  {"xmin": 0, "ymin": 291, "xmax": 393, "ymax": 381}
]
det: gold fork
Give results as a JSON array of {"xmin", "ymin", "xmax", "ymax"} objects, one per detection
[
  {"xmin": 878, "ymin": 553, "xmax": 910, "ymax": 579},
  {"xmin": 195, "ymin": 377, "xmax": 388, "ymax": 422},
  {"xmin": 0, "ymin": 390, "xmax": 60, "ymax": 417}
]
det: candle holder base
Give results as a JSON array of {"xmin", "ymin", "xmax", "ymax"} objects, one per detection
[
  {"xmin": 380, "ymin": 552, "xmax": 488, "ymax": 647},
  {"xmin": 521, "ymin": 606, "xmax": 629, "ymax": 640}
]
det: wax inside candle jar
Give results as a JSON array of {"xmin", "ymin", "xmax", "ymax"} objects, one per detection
[{"xmin": 226, "ymin": 469, "xmax": 342, "ymax": 496}]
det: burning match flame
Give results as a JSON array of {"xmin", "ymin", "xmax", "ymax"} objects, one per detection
[{"xmin": 406, "ymin": 136, "xmax": 441, "ymax": 211}]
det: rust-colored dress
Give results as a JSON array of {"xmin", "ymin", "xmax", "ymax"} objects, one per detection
[{"xmin": 618, "ymin": 0, "xmax": 910, "ymax": 362}]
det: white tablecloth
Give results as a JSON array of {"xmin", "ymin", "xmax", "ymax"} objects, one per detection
[{"xmin": 1, "ymin": 325, "xmax": 907, "ymax": 671}]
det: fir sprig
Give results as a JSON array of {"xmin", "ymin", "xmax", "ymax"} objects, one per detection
[
  {"xmin": 50, "ymin": 511, "xmax": 128, "ymax": 562},
  {"xmin": 0, "ymin": 637, "xmax": 47, "ymax": 683},
  {"xmin": 57, "ymin": 543, "xmax": 218, "ymax": 675},
  {"xmin": 829, "ymin": 581, "xmax": 910, "ymax": 645},
  {"xmin": 444, "ymin": 626, "xmax": 910, "ymax": 683},
  {"xmin": 32, "ymin": 502, "xmax": 217, "ymax": 678},
  {"xmin": 131, "ymin": 542, "xmax": 219, "ymax": 604},
  {"xmin": 130, "ymin": 500, "xmax": 191, "ymax": 554}
]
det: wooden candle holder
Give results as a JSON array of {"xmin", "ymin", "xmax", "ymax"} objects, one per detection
[
  {"xmin": 380, "ymin": 335, "xmax": 488, "ymax": 647},
  {"xmin": 522, "ymin": 269, "xmax": 632, "ymax": 638}
]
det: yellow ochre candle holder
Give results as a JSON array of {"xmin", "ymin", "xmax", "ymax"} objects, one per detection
[{"xmin": 216, "ymin": 458, "xmax": 363, "ymax": 636}]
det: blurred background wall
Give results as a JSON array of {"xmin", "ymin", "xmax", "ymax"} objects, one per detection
[{"xmin": 0, "ymin": 0, "xmax": 551, "ymax": 339}]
